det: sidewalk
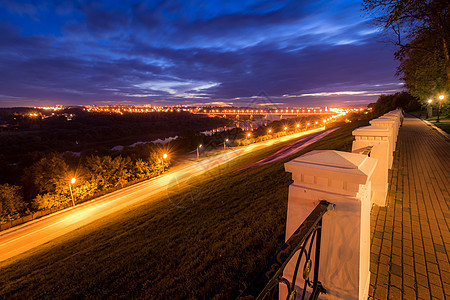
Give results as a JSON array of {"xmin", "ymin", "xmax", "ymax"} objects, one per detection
[{"xmin": 369, "ymin": 115, "xmax": 450, "ymax": 299}]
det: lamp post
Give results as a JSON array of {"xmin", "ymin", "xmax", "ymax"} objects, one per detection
[
  {"xmin": 427, "ymin": 99, "xmax": 433, "ymax": 118},
  {"xmin": 197, "ymin": 144, "xmax": 202, "ymax": 160},
  {"xmin": 69, "ymin": 178, "xmax": 76, "ymax": 206},
  {"xmin": 437, "ymin": 95, "xmax": 444, "ymax": 122},
  {"xmin": 162, "ymin": 153, "xmax": 168, "ymax": 173}
]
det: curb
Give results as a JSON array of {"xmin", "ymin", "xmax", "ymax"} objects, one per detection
[{"xmin": 421, "ymin": 119, "xmax": 450, "ymax": 140}]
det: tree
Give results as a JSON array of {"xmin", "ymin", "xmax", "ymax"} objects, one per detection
[
  {"xmin": 32, "ymin": 193, "xmax": 70, "ymax": 210},
  {"xmin": 0, "ymin": 184, "xmax": 24, "ymax": 223},
  {"xmin": 132, "ymin": 159, "xmax": 153, "ymax": 180},
  {"xmin": 364, "ymin": 0, "xmax": 449, "ymax": 99},
  {"xmin": 23, "ymin": 153, "xmax": 71, "ymax": 199},
  {"xmin": 82, "ymin": 155, "xmax": 131, "ymax": 190},
  {"xmin": 397, "ymin": 28, "xmax": 449, "ymax": 99},
  {"xmin": 370, "ymin": 91, "xmax": 419, "ymax": 115}
]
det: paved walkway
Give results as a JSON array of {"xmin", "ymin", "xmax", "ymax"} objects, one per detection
[{"xmin": 369, "ymin": 115, "xmax": 450, "ymax": 299}]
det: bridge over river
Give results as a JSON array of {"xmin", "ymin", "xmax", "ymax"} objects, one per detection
[{"xmin": 193, "ymin": 108, "xmax": 337, "ymax": 120}]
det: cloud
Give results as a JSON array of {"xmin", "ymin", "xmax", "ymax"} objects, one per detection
[
  {"xmin": 0, "ymin": 0, "xmax": 400, "ymax": 107},
  {"xmin": 293, "ymin": 91, "xmax": 368, "ymax": 97}
]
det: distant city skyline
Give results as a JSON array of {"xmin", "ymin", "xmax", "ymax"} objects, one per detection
[{"xmin": 0, "ymin": 0, "xmax": 402, "ymax": 108}]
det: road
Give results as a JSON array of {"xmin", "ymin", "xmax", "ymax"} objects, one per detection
[
  {"xmin": 235, "ymin": 127, "xmax": 339, "ymax": 172},
  {"xmin": 0, "ymin": 126, "xmax": 326, "ymax": 263}
]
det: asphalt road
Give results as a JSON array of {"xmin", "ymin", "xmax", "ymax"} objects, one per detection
[{"xmin": 0, "ymin": 127, "xmax": 326, "ymax": 262}]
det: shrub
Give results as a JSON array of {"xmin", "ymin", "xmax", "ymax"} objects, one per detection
[{"xmin": 0, "ymin": 184, "xmax": 24, "ymax": 224}]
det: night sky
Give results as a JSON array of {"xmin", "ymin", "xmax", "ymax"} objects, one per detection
[{"xmin": 0, "ymin": 0, "xmax": 403, "ymax": 108}]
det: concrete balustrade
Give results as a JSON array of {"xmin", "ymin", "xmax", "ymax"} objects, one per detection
[
  {"xmin": 282, "ymin": 150, "xmax": 377, "ymax": 300},
  {"xmin": 352, "ymin": 126, "xmax": 391, "ymax": 206}
]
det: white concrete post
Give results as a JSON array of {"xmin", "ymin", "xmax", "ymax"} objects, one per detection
[
  {"xmin": 369, "ymin": 118, "xmax": 397, "ymax": 168},
  {"xmin": 352, "ymin": 126, "xmax": 391, "ymax": 206},
  {"xmin": 382, "ymin": 111, "xmax": 401, "ymax": 130},
  {"xmin": 378, "ymin": 115, "xmax": 400, "ymax": 139},
  {"xmin": 282, "ymin": 150, "xmax": 377, "ymax": 300}
]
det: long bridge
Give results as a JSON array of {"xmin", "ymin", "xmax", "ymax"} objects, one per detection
[
  {"xmin": 193, "ymin": 108, "xmax": 337, "ymax": 119},
  {"xmin": 194, "ymin": 108, "xmax": 333, "ymax": 115}
]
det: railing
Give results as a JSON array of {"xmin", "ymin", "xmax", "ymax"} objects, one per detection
[
  {"xmin": 352, "ymin": 145, "xmax": 373, "ymax": 156},
  {"xmin": 238, "ymin": 200, "xmax": 335, "ymax": 300}
]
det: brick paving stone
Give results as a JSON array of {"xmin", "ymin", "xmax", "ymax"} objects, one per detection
[
  {"xmin": 403, "ymin": 274, "xmax": 415, "ymax": 288},
  {"xmin": 370, "ymin": 115, "xmax": 450, "ymax": 300},
  {"xmin": 403, "ymin": 286, "xmax": 416, "ymax": 299},
  {"xmin": 429, "ymin": 284, "xmax": 445, "ymax": 299}
]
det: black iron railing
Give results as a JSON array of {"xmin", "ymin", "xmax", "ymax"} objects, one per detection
[
  {"xmin": 238, "ymin": 200, "xmax": 335, "ymax": 300},
  {"xmin": 362, "ymin": 145, "xmax": 373, "ymax": 156},
  {"xmin": 352, "ymin": 145, "xmax": 373, "ymax": 156}
]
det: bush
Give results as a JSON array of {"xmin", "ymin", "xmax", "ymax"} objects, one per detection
[
  {"xmin": 32, "ymin": 193, "xmax": 70, "ymax": 210},
  {"xmin": 0, "ymin": 184, "xmax": 24, "ymax": 223}
]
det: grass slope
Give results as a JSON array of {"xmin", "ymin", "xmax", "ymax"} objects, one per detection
[{"xmin": 0, "ymin": 120, "xmax": 368, "ymax": 299}]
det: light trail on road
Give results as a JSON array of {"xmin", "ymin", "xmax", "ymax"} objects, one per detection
[{"xmin": 0, "ymin": 126, "xmax": 326, "ymax": 263}]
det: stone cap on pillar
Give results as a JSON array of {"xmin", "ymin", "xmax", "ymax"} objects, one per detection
[
  {"xmin": 376, "ymin": 117, "xmax": 400, "ymax": 129},
  {"xmin": 352, "ymin": 126, "xmax": 392, "ymax": 138},
  {"xmin": 369, "ymin": 118, "xmax": 397, "ymax": 127},
  {"xmin": 285, "ymin": 150, "xmax": 377, "ymax": 196},
  {"xmin": 381, "ymin": 114, "xmax": 400, "ymax": 121}
]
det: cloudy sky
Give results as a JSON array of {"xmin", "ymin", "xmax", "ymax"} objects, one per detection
[{"xmin": 0, "ymin": 0, "xmax": 403, "ymax": 107}]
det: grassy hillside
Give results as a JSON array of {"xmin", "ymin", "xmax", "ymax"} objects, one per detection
[{"xmin": 0, "ymin": 119, "xmax": 368, "ymax": 299}]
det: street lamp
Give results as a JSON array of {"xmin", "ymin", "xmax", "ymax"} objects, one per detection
[
  {"xmin": 162, "ymin": 153, "xmax": 168, "ymax": 173},
  {"xmin": 197, "ymin": 144, "xmax": 202, "ymax": 160},
  {"xmin": 247, "ymin": 132, "xmax": 251, "ymax": 138},
  {"xmin": 427, "ymin": 99, "xmax": 433, "ymax": 118},
  {"xmin": 437, "ymin": 95, "xmax": 445, "ymax": 123},
  {"xmin": 69, "ymin": 178, "xmax": 76, "ymax": 206}
]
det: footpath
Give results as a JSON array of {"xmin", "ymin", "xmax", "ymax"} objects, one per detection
[{"xmin": 369, "ymin": 115, "xmax": 450, "ymax": 299}]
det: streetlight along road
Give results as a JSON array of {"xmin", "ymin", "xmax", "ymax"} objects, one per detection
[
  {"xmin": 197, "ymin": 144, "xmax": 202, "ymax": 160},
  {"xmin": 162, "ymin": 153, "xmax": 168, "ymax": 173},
  {"xmin": 69, "ymin": 178, "xmax": 76, "ymax": 206}
]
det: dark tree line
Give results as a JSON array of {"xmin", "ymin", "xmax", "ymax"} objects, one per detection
[{"xmin": 369, "ymin": 91, "xmax": 421, "ymax": 115}]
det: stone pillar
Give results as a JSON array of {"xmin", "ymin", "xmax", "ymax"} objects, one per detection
[
  {"xmin": 352, "ymin": 126, "xmax": 391, "ymax": 206},
  {"xmin": 369, "ymin": 118, "xmax": 397, "ymax": 168},
  {"xmin": 378, "ymin": 115, "xmax": 400, "ymax": 139},
  {"xmin": 282, "ymin": 150, "xmax": 377, "ymax": 300}
]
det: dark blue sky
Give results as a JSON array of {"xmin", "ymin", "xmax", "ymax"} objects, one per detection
[{"xmin": 0, "ymin": 0, "xmax": 402, "ymax": 107}]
